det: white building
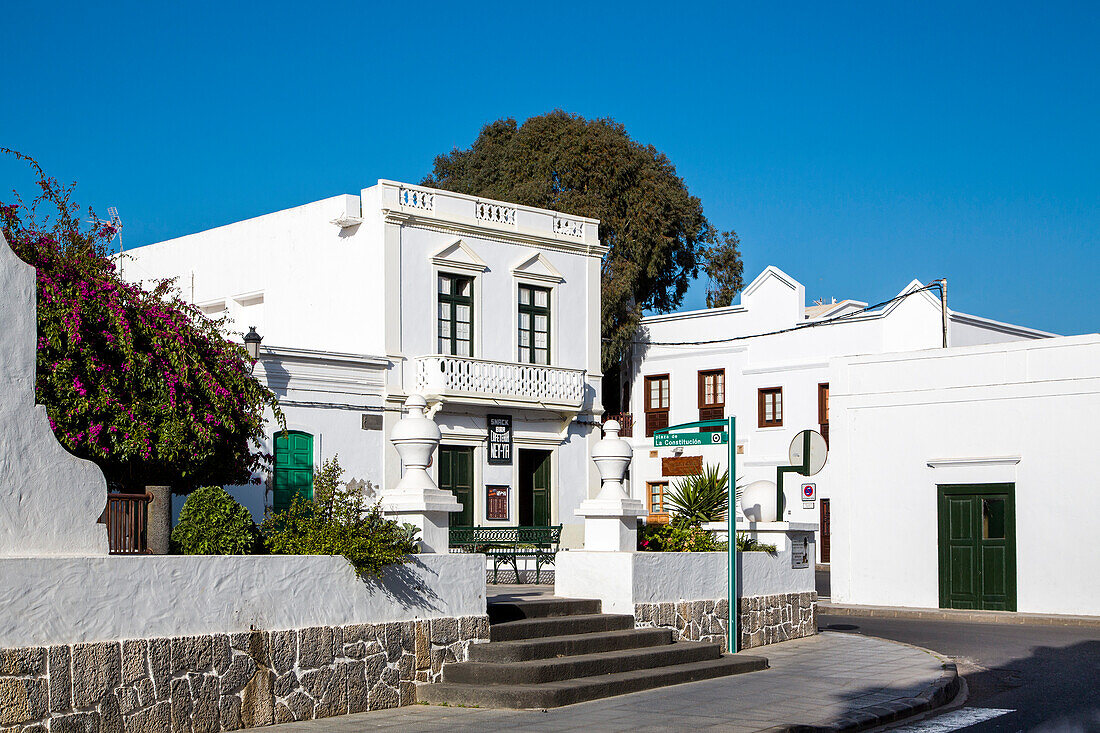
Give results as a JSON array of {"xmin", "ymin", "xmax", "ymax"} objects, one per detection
[
  {"xmin": 829, "ymin": 334, "xmax": 1100, "ymax": 615},
  {"xmin": 623, "ymin": 266, "xmax": 1052, "ymax": 562},
  {"xmin": 123, "ymin": 181, "xmax": 605, "ymax": 549}
]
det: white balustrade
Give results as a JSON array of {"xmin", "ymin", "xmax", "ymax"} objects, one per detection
[
  {"xmin": 475, "ymin": 201, "xmax": 516, "ymax": 225},
  {"xmin": 553, "ymin": 216, "xmax": 584, "ymax": 238},
  {"xmin": 414, "ymin": 355, "xmax": 585, "ymax": 408},
  {"xmin": 398, "ymin": 187, "xmax": 434, "ymax": 211}
]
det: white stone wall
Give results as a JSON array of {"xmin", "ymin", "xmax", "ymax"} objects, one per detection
[{"xmin": 829, "ymin": 334, "xmax": 1100, "ymax": 615}]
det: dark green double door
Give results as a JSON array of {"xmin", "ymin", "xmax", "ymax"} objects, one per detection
[
  {"xmin": 439, "ymin": 446, "xmax": 551, "ymax": 527},
  {"xmin": 937, "ymin": 484, "xmax": 1016, "ymax": 611}
]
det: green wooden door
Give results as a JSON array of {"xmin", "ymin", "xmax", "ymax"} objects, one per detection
[
  {"xmin": 273, "ymin": 431, "xmax": 314, "ymax": 511},
  {"xmin": 937, "ymin": 484, "xmax": 1016, "ymax": 611},
  {"xmin": 439, "ymin": 446, "xmax": 474, "ymax": 527},
  {"xmin": 519, "ymin": 450, "xmax": 552, "ymax": 526}
]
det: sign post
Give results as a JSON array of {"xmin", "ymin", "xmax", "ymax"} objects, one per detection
[{"xmin": 652, "ymin": 418, "xmax": 737, "ymax": 653}]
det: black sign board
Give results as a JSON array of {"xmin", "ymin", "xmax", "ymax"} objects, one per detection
[
  {"xmin": 487, "ymin": 414, "xmax": 512, "ymax": 465},
  {"xmin": 487, "ymin": 485, "xmax": 509, "ymax": 520}
]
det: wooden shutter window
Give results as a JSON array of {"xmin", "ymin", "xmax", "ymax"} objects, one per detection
[
  {"xmin": 698, "ymin": 369, "xmax": 725, "ymax": 431},
  {"xmin": 818, "ymin": 383, "xmax": 830, "ymax": 445},
  {"xmin": 758, "ymin": 387, "xmax": 783, "ymax": 428},
  {"xmin": 647, "ymin": 481, "xmax": 669, "ymax": 524},
  {"xmin": 644, "ymin": 375, "xmax": 670, "ymax": 437}
]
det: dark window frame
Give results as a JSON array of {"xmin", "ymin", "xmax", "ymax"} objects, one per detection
[
  {"xmin": 644, "ymin": 374, "xmax": 670, "ymax": 437},
  {"xmin": 517, "ymin": 284, "xmax": 551, "ymax": 365},
  {"xmin": 758, "ymin": 386, "xmax": 783, "ymax": 428},
  {"xmin": 698, "ymin": 369, "xmax": 725, "ymax": 431},
  {"xmin": 438, "ymin": 273, "xmax": 474, "ymax": 357},
  {"xmin": 818, "ymin": 382, "xmax": 830, "ymax": 445}
]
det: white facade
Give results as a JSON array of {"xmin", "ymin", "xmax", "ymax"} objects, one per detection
[
  {"xmin": 829, "ymin": 335, "xmax": 1100, "ymax": 616},
  {"xmin": 123, "ymin": 181, "xmax": 605, "ymax": 548},
  {"xmin": 624, "ymin": 266, "xmax": 1052, "ymax": 561}
]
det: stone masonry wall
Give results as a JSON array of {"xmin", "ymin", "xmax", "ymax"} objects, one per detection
[
  {"xmin": 634, "ymin": 591, "xmax": 816, "ymax": 652},
  {"xmin": 0, "ymin": 615, "xmax": 488, "ymax": 732}
]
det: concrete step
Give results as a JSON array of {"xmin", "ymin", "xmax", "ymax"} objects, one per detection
[
  {"xmin": 418, "ymin": 654, "xmax": 769, "ymax": 709},
  {"xmin": 487, "ymin": 598, "xmax": 602, "ymax": 624},
  {"xmin": 444, "ymin": 640, "xmax": 724, "ymax": 685},
  {"xmin": 489, "ymin": 613, "xmax": 635, "ymax": 642},
  {"xmin": 469, "ymin": 627, "xmax": 675, "ymax": 662}
]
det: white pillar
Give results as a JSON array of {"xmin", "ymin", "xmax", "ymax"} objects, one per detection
[
  {"xmin": 575, "ymin": 420, "xmax": 646, "ymax": 551},
  {"xmin": 380, "ymin": 395, "xmax": 461, "ymax": 554}
]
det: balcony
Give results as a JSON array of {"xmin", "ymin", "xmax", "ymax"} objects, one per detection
[{"xmin": 413, "ymin": 355, "xmax": 586, "ymax": 411}]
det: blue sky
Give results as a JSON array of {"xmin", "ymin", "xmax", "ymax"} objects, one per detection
[{"xmin": 2, "ymin": 1, "xmax": 1096, "ymax": 334}]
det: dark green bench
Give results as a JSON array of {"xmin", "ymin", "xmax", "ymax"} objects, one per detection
[{"xmin": 449, "ymin": 525, "xmax": 562, "ymax": 584}]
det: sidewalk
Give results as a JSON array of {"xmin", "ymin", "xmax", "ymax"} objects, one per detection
[
  {"xmin": 265, "ymin": 632, "xmax": 958, "ymax": 732},
  {"xmin": 820, "ymin": 601, "xmax": 1100, "ymax": 628}
]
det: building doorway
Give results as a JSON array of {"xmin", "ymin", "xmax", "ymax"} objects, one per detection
[
  {"xmin": 439, "ymin": 446, "xmax": 474, "ymax": 527},
  {"xmin": 518, "ymin": 449, "xmax": 552, "ymax": 526},
  {"xmin": 937, "ymin": 484, "xmax": 1017, "ymax": 611},
  {"xmin": 273, "ymin": 431, "xmax": 313, "ymax": 512},
  {"xmin": 820, "ymin": 498, "xmax": 831, "ymax": 564}
]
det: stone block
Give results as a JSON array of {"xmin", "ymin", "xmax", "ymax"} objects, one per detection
[
  {"xmin": 345, "ymin": 661, "xmax": 368, "ymax": 714},
  {"xmin": 218, "ymin": 696, "xmax": 242, "ymax": 732},
  {"xmin": 297, "ymin": 628, "xmax": 334, "ymax": 669},
  {"xmin": 657, "ymin": 603, "xmax": 675, "ymax": 627},
  {"xmin": 189, "ymin": 674, "xmax": 219, "ymax": 733},
  {"xmin": 362, "ymin": 655, "xmax": 386, "ymax": 689},
  {"xmin": 0, "ymin": 648, "xmax": 45, "ymax": 676},
  {"xmin": 135, "ymin": 677, "xmax": 156, "ymax": 708},
  {"xmin": 0, "ymin": 678, "xmax": 47, "ymax": 726},
  {"xmin": 414, "ymin": 622, "xmax": 430, "ymax": 671},
  {"xmin": 399, "ymin": 681, "xmax": 416, "ymax": 706},
  {"xmin": 283, "ymin": 691, "xmax": 313, "ymax": 722},
  {"xmin": 169, "ymin": 678, "xmax": 192, "ymax": 733},
  {"xmin": 170, "ymin": 636, "xmax": 212, "ymax": 676},
  {"xmin": 379, "ymin": 624, "xmax": 403, "ymax": 662},
  {"xmin": 100, "ymin": 690, "xmax": 122, "ymax": 733},
  {"xmin": 148, "ymin": 639, "xmax": 171, "ymax": 702},
  {"xmin": 400, "ymin": 623, "xmax": 416, "ymax": 655},
  {"xmin": 429, "ymin": 617, "xmax": 458, "ymax": 646},
  {"xmin": 211, "ymin": 637, "xmax": 231, "ymax": 676},
  {"xmin": 272, "ymin": 670, "xmax": 298, "ymax": 699},
  {"xmin": 341, "ymin": 641, "xmax": 363, "ymax": 660},
  {"xmin": 268, "ymin": 630, "xmax": 296, "ymax": 675},
  {"xmin": 220, "ymin": 654, "xmax": 257, "ymax": 695},
  {"xmin": 122, "ymin": 640, "xmax": 148, "ymax": 686},
  {"xmin": 71, "ymin": 642, "xmax": 121, "ymax": 709},
  {"xmin": 366, "ymin": 682, "xmax": 398, "ymax": 711},
  {"xmin": 239, "ymin": 668, "xmax": 273, "ymax": 729},
  {"xmin": 273, "ymin": 704, "xmax": 293, "ymax": 725},
  {"xmin": 116, "ymin": 685, "xmax": 141, "ymax": 715},
  {"xmin": 48, "ymin": 645, "xmax": 72, "ymax": 713},
  {"xmin": 124, "ymin": 700, "xmax": 170, "ymax": 733},
  {"xmin": 380, "ymin": 667, "xmax": 399, "ymax": 687},
  {"xmin": 429, "ymin": 648, "xmax": 444, "ymax": 676},
  {"xmin": 50, "ymin": 712, "xmax": 100, "ymax": 733},
  {"xmin": 398, "ymin": 653, "xmax": 413, "ymax": 681},
  {"xmin": 298, "ymin": 668, "xmax": 333, "ymax": 700},
  {"xmin": 314, "ymin": 664, "xmax": 348, "ymax": 719}
]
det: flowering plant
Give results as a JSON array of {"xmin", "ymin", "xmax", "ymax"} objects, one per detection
[{"xmin": 1, "ymin": 150, "xmax": 282, "ymax": 492}]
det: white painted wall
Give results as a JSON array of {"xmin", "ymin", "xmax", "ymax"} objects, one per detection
[
  {"xmin": 0, "ymin": 232, "xmax": 108, "ymax": 557},
  {"xmin": 829, "ymin": 334, "xmax": 1100, "ymax": 615},
  {"xmin": 0, "ymin": 553, "xmax": 486, "ymax": 648},
  {"xmin": 627, "ymin": 266, "xmax": 1053, "ymax": 561}
]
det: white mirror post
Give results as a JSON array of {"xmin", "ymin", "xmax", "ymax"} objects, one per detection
[
  {"xmin": 381, "ymin": 394, "xmax": 461, "ymax": 553},
  {"xmin": 575, "ymin": 420, "xmax": 646, "ymax": 551}
]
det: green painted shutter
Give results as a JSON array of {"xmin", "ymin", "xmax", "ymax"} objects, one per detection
[
  {"xmin": 532, "ymin": 452, "xmax": 551, "ymax": 527},
  {"xmin": 440, "ymin": 446, "xmax": 474, "ymax": 527},
  {"xmin": 938, "ymin": 484, "xmax": 1016, "ymax": 611},
  {"xmin": 273, "ymin": 431, "xmax": 314, "ymax": 512}
]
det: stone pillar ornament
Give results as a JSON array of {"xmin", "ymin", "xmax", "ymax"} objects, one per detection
[
  {"xmin": 575, "ymin": 420, "xmax": 646, "ymax": 551},
  {"xmin": 380, "ymin": 394, "xmax": 461, "ymax": 553},
  {"xmin": 0, "ymin": 231, "xmax": 108, "ymax": 556}
]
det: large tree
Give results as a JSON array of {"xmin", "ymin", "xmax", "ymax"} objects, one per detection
[
  {"xmin": 423, "ymin": 111, "xmax": 744, "ymax": 378},
  {"xmin": 1, "ymin": 150, "xmax": 282, "ymax": 492}
]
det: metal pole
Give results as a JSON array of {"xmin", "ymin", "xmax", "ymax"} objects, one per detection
[
  {"xmin": 727, "ymin": 416, "xmax": 738, "ymax": 653},
  {"xmin": 939, "ymin": 278, "xmax": 949, "ymax": 348}
]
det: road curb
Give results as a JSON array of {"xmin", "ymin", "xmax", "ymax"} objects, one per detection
[
  {"xmin": 757, "ymin": 657, "xmax": 961, "ymax": 732},
  {"xmin": 819, "ymin": 603, "xmax": 1100, "ymax": 628}
]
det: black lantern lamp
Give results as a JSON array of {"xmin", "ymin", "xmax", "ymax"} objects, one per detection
[{"xmin": 244, "ymin": 326, "xmax": 263, "ymax": 362}]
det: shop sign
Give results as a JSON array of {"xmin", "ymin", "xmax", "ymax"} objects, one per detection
[
  {"xmin": 487, "ymin": 485, "xmax": 509, "ymax": 520},
  {"xmin": 488, "ymin": 414, "xmax": 512, "ymax": 465}
]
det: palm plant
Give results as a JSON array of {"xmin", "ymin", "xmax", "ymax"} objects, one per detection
[{"xmin": 666, "ymin": 464, "xmax": 738, "ymax": 525}]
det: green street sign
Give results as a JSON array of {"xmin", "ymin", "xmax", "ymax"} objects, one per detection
[{"xmin": 653, "ymin": 431, "xmax": 728, "ymax": 447}]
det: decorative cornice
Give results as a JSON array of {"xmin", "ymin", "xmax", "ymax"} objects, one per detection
[
  {"xmin": 430, "ymin": 239, "xmax": 490, "ymax": 275},
  {"xmin": 926, "ymin": 457, "xmax": 1022, "ymax": 468},
  {"xmin": 512, "ymin": 252, "xmax": 565, "ymax": 284}
]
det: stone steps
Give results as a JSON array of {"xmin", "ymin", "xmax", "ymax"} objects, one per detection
[{"xmin": 417, "ymin": 596, "xmax": 767, "ymax": 709}]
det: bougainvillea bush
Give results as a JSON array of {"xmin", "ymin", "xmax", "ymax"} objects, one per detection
[{"xmin": 1, "ymin": 150, "xmax": 282, "ymax": 492}]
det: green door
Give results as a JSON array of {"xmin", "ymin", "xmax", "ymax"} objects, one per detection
[
  {"xmin": 273, "ymin": 431, "xmax": 314, "ymax": 511},
  {"xmin": 519, "ymin": 450, "xmax": 552, "ymax": 526},
  {"xmin": 439, "ymin": 446, "xmax": 474, "ymax": 527},
  {"xmin": 937, "ymin": 484, "xmax": 1016, "ymax": 611}
]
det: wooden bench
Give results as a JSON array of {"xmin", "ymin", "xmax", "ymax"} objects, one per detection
[{"xmin": 449, "ymin": 525, "xmax": 562, "ymax": 584}]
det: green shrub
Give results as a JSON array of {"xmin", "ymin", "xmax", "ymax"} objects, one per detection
[
  {"xmin": 736, "ymin": 533, "xmax": 777, "ymax": 553},
  {"xmin": 261, "ymin": 456, "xmax": 418, "ymax": 576},
  {"xmin": 171, "ymin": 485, "xmax": 258, "ymax": 555},
  {"xmin": 638, "ymin": 520, "xmax": 721, "ymax": 552}
]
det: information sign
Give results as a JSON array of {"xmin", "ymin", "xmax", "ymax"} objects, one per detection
[
  {"xmin": 654, "ymin": 431, "xmax": 728, "ymax": 447},
  {"xmin": 791, "ymin": 536, "xmax": 809, "ymax": 569},
  {"xmin": 487, "ymin": 415, "xmax": 512, "ymax": 465},
  {"xmin": 486, "ymin": 485, "xmax": 509, "ymax": 520}
]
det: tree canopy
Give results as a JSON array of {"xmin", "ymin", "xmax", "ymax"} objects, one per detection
[
  {"xmin": 1, "ymin": 150, "xmax": 282, "ymax": 492},
  {"xmin": 423, "ymin": 111, "xmax": 744, "ymax": 371}
]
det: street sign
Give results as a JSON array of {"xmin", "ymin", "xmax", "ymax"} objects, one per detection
[
  {"xmin": 801, "ymin": 483, "xmax": 816, "ymax": 500},
  {"xmin": 653, "ymin": 431, "xmax": 728, "ymax": 447}
]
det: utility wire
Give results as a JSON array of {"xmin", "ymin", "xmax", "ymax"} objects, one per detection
[{"xmin": 636, "ymin": 282, "xmax": 944, "ymax": 347}]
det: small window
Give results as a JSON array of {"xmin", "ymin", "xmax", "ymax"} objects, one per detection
[
  {"xmin": 818, "ymin": 383, "xmax": 830, "ymax": 445},
  {"xmin": 758, "ymin": 387, "xmax": 783, "ymax": 428},
  {"xmin": 518, "ymin": 284, "xmax": 551, "ymax": 365},
  {"xmin": 647, "ymin": 481, "xmax": 669, "ymax": 524},
  {"xmin": 438, "ymin": 273, "xmax": 473, "ymax": 356},
  {"xmin": 644, "ymin": 375, "xmax": 670, "ymax": 437},
  {"xmin": 698, "ymin": 369, "xmax": 725, "ymax": 431},
  {"xmin": 983, "ymin": 498, "xmax": 1006, "ymax": 539}
]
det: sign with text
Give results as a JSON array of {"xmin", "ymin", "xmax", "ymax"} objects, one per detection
[
  {"xmin": 486, "ymin": 485, "xmax": 509, "ymax": 520},
  {"xmin": 653, "ymin": 431, "xmax": 728, "ymax": 447},
  {"xmin": 791, "ymin": 536, "xmax": 809, "ymax": 569},
  {"xmin": 487, "ymin": 414, "xmax": 512, "ymax": 465}
]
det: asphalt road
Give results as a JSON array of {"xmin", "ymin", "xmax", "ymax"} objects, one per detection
[{"xmin": 818, "ymin": 614, "xmax": 1100, "ymax": 732}]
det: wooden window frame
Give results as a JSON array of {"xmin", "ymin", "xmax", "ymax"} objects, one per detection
[
  {"xmin": 438, "ymin": 273, "xmax": 474, "ymax": 357},
  {"xmin": 758, "ymin": 386, "xmax": 783, "ymax": 428},
  {"xmin": 698, "ymin": 369, "xmax": 725, "ymax": 431},
  {"xmin": 646, "ymin": 481, "xmax": 670, "ymax": 524},
  {"xmin": 818, "ymin": 383, "xmax": 830, "ymax": 445},
  {"xmin": 517, "ymin": 284, "xmax": 551, "ymax": 365},
  {"xmin": 644, "ymin": 374, "xmax": 670, "ymax": 438}
]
